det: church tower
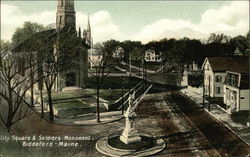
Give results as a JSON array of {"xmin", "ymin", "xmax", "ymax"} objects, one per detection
[{"xmin": 56, "ymin": 0, "xmax": 76, "ymax": 31}]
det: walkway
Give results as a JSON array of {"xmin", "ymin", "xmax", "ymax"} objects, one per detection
[{"xmin": 181, "ymin": 88, "xmax": 250, "ymax": 144}]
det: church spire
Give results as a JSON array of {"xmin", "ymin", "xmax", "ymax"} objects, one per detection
[
  {"xmin": 86, "ymin": 14, "xmax": 91, "ymax": 46},
  {"xmin": 87, "ymin": 14, "xmax": 91, "ymax": 32},
  {"xmin": 78, "ymin": 27, "xmax": 81, "ymax": 38},
  {"xmin": 56, "ymin": 0, "xmax": 76, "ymax": 31}
]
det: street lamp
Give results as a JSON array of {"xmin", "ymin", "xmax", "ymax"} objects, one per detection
[{"xmin": 121, "ymin": 74, "xmax": 124, "ymax": 114}]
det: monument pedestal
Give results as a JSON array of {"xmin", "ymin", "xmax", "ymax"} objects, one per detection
[
  {"xmin": 120, "ymin": 116, "xmax": 141, "ymax": 144},
  {"xmin": 120, "ymin": 130, "xmax": 141, "ymax": 144}
]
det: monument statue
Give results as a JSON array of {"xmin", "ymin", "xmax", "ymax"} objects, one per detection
[{"xmin": 120, "ymin": 91, "xmax": 142, "ymax": 144}]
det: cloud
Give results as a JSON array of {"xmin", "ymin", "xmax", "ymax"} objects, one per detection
[
  {"xmin": 76, "ymin": 11, "xmax": 123, "ymax": 43},
  {"xmin": 134, "ymin": 1, "xmax": 249, "ymax": 43},
  {"xmin": 1, "ymin": 5, "xmax": 122, "ymax": 43},
  {"xmin": 1, "ymin": 1, "xmax": 249, "ymax": 43},
  {"xmin": 1, "ymin": 4, "xmax": 55, "ymax": 41}
]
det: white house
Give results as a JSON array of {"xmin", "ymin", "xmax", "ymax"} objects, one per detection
[
  {"xmin": 144, "ymin": 49, "xmax": 162, "ymax": 62},
  {"xmin": 223, "ymin": 63, "xmax": 249, "ymax": 113},
  {"xmin": 202, "ymin": 56, "xmax": 248, "ymax": 98}
]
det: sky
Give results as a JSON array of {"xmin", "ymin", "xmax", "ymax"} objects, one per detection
[{"xmin": 1, "ymin": 0, "xmax": 249, "ymax": 43}]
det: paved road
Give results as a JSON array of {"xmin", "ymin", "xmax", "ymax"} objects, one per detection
[
  {"xmin": 3, "ymin": 90, "xmax": 249, "ymax": 157},
  {"xmin": 163, "ymin": 91, "xmax": 250, "ymax": 157}
]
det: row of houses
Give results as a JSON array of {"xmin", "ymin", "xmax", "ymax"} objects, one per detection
[
  {"xmin": 89, "ymin": 47, "xmax": 163, "ymax": 66},
  {"xmin": 202, "ymin": 56, "xmax": 249, "ymax": 113},
  {"xmin": 182, "ymin": 56, "xmax": 249, "ymax": 114}
]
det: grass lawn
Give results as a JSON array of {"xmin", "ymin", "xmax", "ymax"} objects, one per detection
[
  {"xmin": 145, "ymin": 65, "xmax": 161, "ymax": 71},
  {"xmin": 53, "ymin": 99, "xmax": 88, "ymax": 110},
  {"xmin": 89, "ymin": 67, "xmax": 122, "ymax": 73},
  {"xmin": 44, "ymin": 91, "xmax": 84, "ymax": 102},
  {"xmin": 85, "ymin": 88, "xmax": 128, "ymax": 102},
  {"xmin": 85, "ymin": 76, "xmax": 142, "ymax": 89}
]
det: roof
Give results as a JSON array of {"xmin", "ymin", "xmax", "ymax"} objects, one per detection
[
  {"xmin": 12, "ymin": 29, "xmax": 57, "ymax": 52},
  {"xmin": 203, "ymin": 56, "xmax": 249, "ymax": 74},
  {"xmin": 12, "ymin": 27, "xmax": 90, "ymax": 52}
]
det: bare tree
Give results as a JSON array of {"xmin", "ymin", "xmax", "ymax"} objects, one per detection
[
  {"xmin": 42, "ymin": 32, "xmax": 84, "ymax": 121},
  {"xmin": 0, "ymin": 52, "xmax": 37, "ymax": 132},
  {"xmin": 89, "ymin": 40, "xmax": 117, "ymax": 122}
]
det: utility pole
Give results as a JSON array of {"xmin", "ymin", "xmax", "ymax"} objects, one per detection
[
  {"xmin": 202, "ymin": 73, "xmax": 205, "ymax": 108},
  {"xmin": 122, "ymin": 74, "xmax": 124, "ymax": 115},
  {"xmin": 208, "ymin": 75, "xmax": 211, "ymax": 111},
  {"xmin": 142, "ymin": 59, "xmax": 144, "ymax": 80},
  {"xmin": 129, "ymin": 51, "xmax": 132, "ymax": 78}
]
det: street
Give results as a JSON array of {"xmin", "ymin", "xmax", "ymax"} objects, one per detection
[{"xmin": 4, "ymin": 88, "xmax": 249, "ymax": 157}]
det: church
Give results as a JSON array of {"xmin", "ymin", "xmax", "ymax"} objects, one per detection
[{"xmin": 13, "ymin": 0, "xmax": 91, "ymax": 91}]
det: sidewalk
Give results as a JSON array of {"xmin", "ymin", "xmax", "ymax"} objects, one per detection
[
  {"xmin": 54, "ymin": 111, "xmax": 124, "ymax": 126},
  {"xmin": 181, "ymin": 88, "xmax": 250, "ymax": 144},
  {"xmin": 33, "ymin": 103, "xmax": 124, "ymax": 126}
]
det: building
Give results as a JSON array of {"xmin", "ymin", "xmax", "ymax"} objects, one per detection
[
  {"xmin": 112, "ymin": 46, "xmax": 124, "ymax": 59},
  {"xmin": 89, "ymin": 49, "xmax": 103, "ymax": 67},
  {"xmin": 144, "ymin": 49, "xmax": 162, "ymax": 62},
  {"xmin": 13, "ymin": 0, "xmax": 91, "ymax": 91},
  {"xmin": 202, "ymin": 57, "xmax": 247, "ymax": 98},
  {"xmin": 223, "ymin": 59, "xmax": 249, "ymax": 113}
]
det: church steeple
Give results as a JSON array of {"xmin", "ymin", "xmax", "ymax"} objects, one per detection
[
  {"xmin": 78, "ymin": 27, "xmax": 81, "ymax": 38},
  {"xmin": 56, "ymin": 0, "xmax": 76, "ymax": 31},
  {"xmin": 86, "ymin": 14, "xmax": 91, "ymax": 46}
]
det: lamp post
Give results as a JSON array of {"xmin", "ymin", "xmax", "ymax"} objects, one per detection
[
  {"xmin": 142, "ymin": 59, "xmax": 144, "ymax": 80},
  {"xmin": 121, "ymin": 74, "xmax": 124, "ymax": 114}
]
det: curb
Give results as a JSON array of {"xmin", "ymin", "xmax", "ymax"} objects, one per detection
[
  {"xmin": 204, "ymin": 108, "xmax": 250, "ymax": 146},
  {"xmin": 53, "ymin": 116, "xmax": 124, "ymax": 126},
  {"xmin": 181, "ymin": 90, "xmax": 250, "ymax": 146}
]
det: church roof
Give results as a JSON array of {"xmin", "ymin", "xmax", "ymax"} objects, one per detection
[
  {"xmin": 12, "ymin": 27, "xmax": 90, "ymax": 52},
  {"xmin": 12, "ymin": 29, "xmax": 57, "ymax": 52}
]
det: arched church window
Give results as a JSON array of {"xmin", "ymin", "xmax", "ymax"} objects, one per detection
[{"xmin": 59, "ymin": 16, "xmax": 62, "ymax": 25}]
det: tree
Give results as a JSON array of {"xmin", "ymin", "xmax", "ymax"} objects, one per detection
[
  {"xmin": 230, "ymin": 35, "xmax": 248, "ymax": 56},
  {"xmin": 41, "ymin": 31, "xmax": 84, "ymax": 121},
  {"xmin": 11, "ymin": 21, "xmax": 48, "ymax": 48},
  {"xmin": 0, "ymin": 52, "xmax": 37, "ymax": 132},
  {"xmin": 89, "ymin": 40, "xmax": 117, "ymax": 122},
  {"xmin": 120, "ymin": 40, "xmax": 142, "ymax": 62},
  {"xmin": 0, "ymin": 40, "xmax": 11, "ymax": 67},
  {"xmin": 207, "ymin": 33, "xmax": 231, "ymax": 44}
]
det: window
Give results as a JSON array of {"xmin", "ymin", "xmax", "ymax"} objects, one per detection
[
  {"xmin": 232, "ymin": 75, "xmax": 235, "ymax": 85},
  {"xmin": 206, "ymin": 64, "xmax": 210, "ymax": 70},
  {"xmin": 59, "ymin": 16, "xmax": 63, "ymax": 25},
  {"xmin": 215, "ymin": 76, "xmax": 222, "ymax": 82},
  {"xmin": 205, "ymin": 86, "xmax": 208, "ymax": 94},
  {"xmin": 226, "ymin": 89, "xmax": 230, "ymax": 100},
  {"xmin": 216, "ymin": 87, "xmax": 221, "ymax": 94},
  {"xmin": 227, "ymin": 74, "xmax": 231, "ymax": 84}
]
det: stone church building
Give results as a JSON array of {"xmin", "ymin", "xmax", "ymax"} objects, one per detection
[{"xmin": 13, "ymin": 0, "xmax": 91, "ymax": 91}]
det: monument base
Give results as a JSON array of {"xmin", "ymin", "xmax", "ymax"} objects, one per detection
[{"xmin": 120, "ymin": 131, "xmax": 142, "ymax": 144}]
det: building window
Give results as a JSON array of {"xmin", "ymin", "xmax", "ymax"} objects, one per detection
[
  {"xmin": 216, "ymin": 87, "xmax": 221, "ymax": 94},
  {"xmin": 206, "ymin": 64, "xmax": 209, "ymax": 70},
  {"xmin": 59, "ymin": 16, "xmax": 63, "ymax": 25},
  {"xmin": 215, "ymin": 76, "xmax": 222, "ymax": 82},
  {"xmin": 226, "ymin": 89, "xmax": 230, "ymax": 100},
  {"xmin": 232, "ymin": 75, "xmax": 235, "ymax": 86},
  {"xmin": 205, "ymin": 86, "xmax": 208, "ymax": 94}
]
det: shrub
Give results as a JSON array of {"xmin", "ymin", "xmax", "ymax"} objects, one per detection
[{"xmin": 231, "ymin": 111, "xmax": 250, "ymax": 125}]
